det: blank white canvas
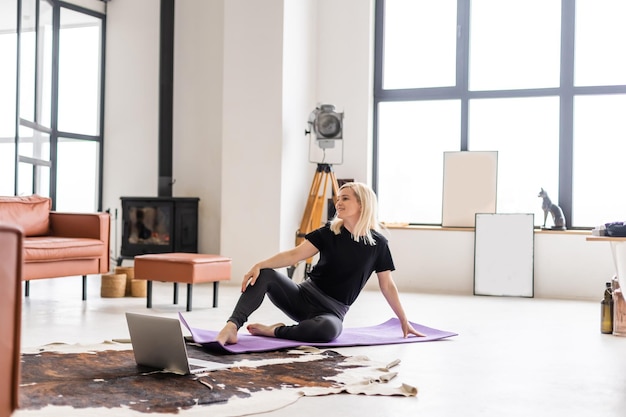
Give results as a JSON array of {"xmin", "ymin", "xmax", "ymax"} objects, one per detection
[
  {"xmin": 474, "ymin": 213, "xmax": 534, "ymax": 297},
  {"xmin": 442, "ymin": 151, "xmax": 498, "ymax": 227}
]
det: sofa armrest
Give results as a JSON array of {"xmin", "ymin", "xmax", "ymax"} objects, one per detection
[
  {"xmin": 0, "ymin": 222, "xmax": 23, "ymax": 414},
  {"xmin": 49, "ymin": 212, "xmax": 111, "ymax": 272},
  {"xmin": 49, "ymin": 212, "xmax": 109, "ymax": 239}
]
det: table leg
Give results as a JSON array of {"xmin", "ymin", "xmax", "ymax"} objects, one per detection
[
  {"xmin": 146, "ymin": 281, "xmax": 153, "ymax": 308},
  {"xmin": 186, "ymin": 284, "xmax": 193, "ymax": 312}
]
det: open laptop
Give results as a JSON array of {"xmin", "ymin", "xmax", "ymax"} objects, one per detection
[{"xmin": 125, "ymin": 312, "xmax": 231, "ymax": 375}]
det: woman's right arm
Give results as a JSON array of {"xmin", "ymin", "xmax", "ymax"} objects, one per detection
[{"xmin": 241, "ymin": 240, "xmax": 319, "ymax": 291}]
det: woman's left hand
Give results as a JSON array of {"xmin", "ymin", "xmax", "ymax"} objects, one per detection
[{"xmin": 402, "ymin": 321, "xmax": 426, "ymax": 338}]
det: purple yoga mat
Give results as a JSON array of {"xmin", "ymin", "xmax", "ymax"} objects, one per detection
[{"xmin": 179, "ymin": 313, "xmax": 457, "ymax": 354}]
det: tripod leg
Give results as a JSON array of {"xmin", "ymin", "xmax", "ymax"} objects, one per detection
[
  {"xmin": 329, "ymin": 170, "xmax": 340, "ymax": 204},
  {"xmin": 303, "ymin": 171, "xmax": 332, "ymax": 277},
  {"xmin": 287, "ymin": 265, "xmax": 296, "ymax": 278},
  {"xmin": 296, "ymin": 169, "xmax": 324, "ymax": 246},
  {"xmin": 290, "ymin": 169, "xmax": 324, "ymax": 279},
  {"xmin": 292, "ymin": 164, "xmax": 338, "ymax": 280},
  {"xmin": 310, "ymin": 172, "xmax": 328, "ymax": 231}
]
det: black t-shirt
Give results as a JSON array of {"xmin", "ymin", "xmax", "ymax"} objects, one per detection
[{"xmin": 305, "ymin": 224, "xmax": 395, "ymax": 306}]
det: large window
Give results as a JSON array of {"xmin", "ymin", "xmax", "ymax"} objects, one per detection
[
  {"xmin": 0, "ymin": 0, "xmax": 105, "ymax": 212},
  {"xmin": 0, "ymin": 1, "xmax": 18, "ymax": 196},
  {"xmin": 374, "ymin": 0, "xmax": 626, "ymax": 228}
]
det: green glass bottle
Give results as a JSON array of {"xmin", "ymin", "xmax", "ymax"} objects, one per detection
[{"xmin": 601, "ymin": 282, "xmax": 614, "ymax": 334}]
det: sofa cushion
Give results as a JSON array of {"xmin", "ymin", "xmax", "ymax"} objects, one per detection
[
  {"xmin": 0, "ymin": 195, "xmax": 51, "ymax": 237},
  {"xmin": 23, "ymin": 237, "xmax": 105, "ymax": 262}
]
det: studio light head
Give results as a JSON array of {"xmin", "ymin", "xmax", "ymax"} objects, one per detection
[{"xmin": 306, "ymin": 104, "xmax": 344, "ymax": 149}]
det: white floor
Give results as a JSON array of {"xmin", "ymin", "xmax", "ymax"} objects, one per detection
[{"xmin": 19, "ymin": 275, "xmax": 626, "ymax": 417}]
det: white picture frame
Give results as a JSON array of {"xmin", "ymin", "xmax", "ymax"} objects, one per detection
[
  {"xmin": 474, "ymin": 213, "xmax": 535, "ymax": 297},
  {"xmin": 442, "ymin": 151, "xmax": 498, "ymax": 227}
]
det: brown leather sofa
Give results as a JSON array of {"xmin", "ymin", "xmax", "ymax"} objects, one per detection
[
  {"xmin": 0, "ymin": 195, "xmax": 110, "ymax": 300},
  {"xmin": 0, "ymin": 223, "xmax": 22, "ymax": 417}
]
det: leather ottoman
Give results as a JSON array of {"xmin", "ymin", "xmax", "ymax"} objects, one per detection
[{"xmin": 134, "ymin": 253, "xmax": 231, "ymax": 311}]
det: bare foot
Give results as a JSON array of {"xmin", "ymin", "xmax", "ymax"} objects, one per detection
[
  {"xmin": 216, "ymin": 322, "xmax": 238, "ymax": 345},
  {"xmin": 246, "ymin": 322, "xmax": 285, "ymax": 338}
]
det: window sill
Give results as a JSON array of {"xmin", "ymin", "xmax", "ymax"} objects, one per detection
[{"xmin": 381, "ymin": 222, "xmax": 591, "ymax": 235}]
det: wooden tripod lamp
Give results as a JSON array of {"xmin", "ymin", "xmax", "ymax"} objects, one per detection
[{"xmin": 287, "ymin": 105, "xmax": 343, "ymax": 279}]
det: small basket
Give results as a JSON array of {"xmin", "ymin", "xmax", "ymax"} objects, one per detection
[
  {"xmin": 130, "ymin": 279, "xmax": 147, "ymax": 298},
  {"xmin": 115, "ymin": 266, "xmax": 135, "ymax": 296},
  {"xmin": 101, "ymin": 273, "xmax": 127, "ymax": 298}
]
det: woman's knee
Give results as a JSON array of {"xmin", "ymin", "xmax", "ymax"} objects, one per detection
[
  {"xmin": 274, "ymin": 315, "xmax": 342, "ymax": 343},
  {"xmin": 252, "ymin": 268, "xmax": 282, "ymax": 290},
  {"xmin": 310, "ymin": 315, "xmax": 343, "ymax": 342},
  {"xmin": 257, "ymin": 268, "xmax": 284, "ymax": 283}
]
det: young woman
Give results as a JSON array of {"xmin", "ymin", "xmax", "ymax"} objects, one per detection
[{"xmin": 216, "ymin": 182, "xmax": 424, "ymax": 345}]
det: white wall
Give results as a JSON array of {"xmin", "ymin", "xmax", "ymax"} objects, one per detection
[
  {"xmin": 220, "ymin": 1, "xmax": 289, "ymax": 279},
  {"xmin": 316, "ymin": 0, "xmax": 375, "ymax": 184},
  {"xmin": 173, "ymin": 0, "xmax": 224, "ymax": 253},
  {"xmin": 103, "ymin": 0, "xmax": 160, "ymax": 260},
  {"xmin": 281, "ymin": 0, "xmax": 318, "ymax": 263},
  {"xmin": 103, "ymin": 0, "xmax": 612, "ymax": 301},
  {"xmin": 364, "ymin": 229, "xmax": 615, "ymax": 301}
]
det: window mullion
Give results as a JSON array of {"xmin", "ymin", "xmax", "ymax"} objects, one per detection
[
  {"xmin": 559, "ymin": 0, "xmax": 575, "ymax": 226},
  {"xmin": 372, "ymin": 0, "xmax": 385, "ymax": 193},
  {"xmin": 458, "ymin": 0, "xmax": 470, "ymax": 151},
  {"xmin": 49, "ymin": 3, "xmax": 60, "ymax": 209}
]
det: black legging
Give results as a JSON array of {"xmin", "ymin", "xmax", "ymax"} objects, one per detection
[{"xmin": 227, "ymin": 268, "xmax": 344, "ymax": 343}]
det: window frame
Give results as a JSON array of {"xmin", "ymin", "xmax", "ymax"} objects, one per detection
[
  {"xmin": 373, "ymin": 0, "xmax": 626, "ymax": 229},
  {"xmin": 11, "ymin": 0, "xmax": 106, "ymax": 211}
]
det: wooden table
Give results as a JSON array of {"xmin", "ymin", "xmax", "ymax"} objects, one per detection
[{"xmin": 586, "ymin": 236, "xmax": 626, "ymax": 286}]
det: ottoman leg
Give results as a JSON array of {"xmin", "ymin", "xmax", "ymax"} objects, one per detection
[
  {"xmin": 173, "ymin": 282, "xmax": 179, "ymax": 304},
  {"xmin": 186, "ymin": 284, "xmax": 193, "ymax": 312},
  {"xmin": 147, "ymin": 281, "xmax": 153, "ymax": 308},
  {"xmin": 213, "ymin": 282, "xmax": 219, "ymax": 307}
]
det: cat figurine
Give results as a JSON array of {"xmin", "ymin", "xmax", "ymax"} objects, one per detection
[{"xmin": 538, "ymin": 188, "xmax": 566, "ymax": 230}]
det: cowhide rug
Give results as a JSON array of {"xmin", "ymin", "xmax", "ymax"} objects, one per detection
[{"xmin": 15, "ymin": 342, "xmax": 417, "ymax": 416}]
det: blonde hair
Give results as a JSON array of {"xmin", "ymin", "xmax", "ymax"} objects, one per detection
[{"xmin": 329, "ymin": 182, "xmax": 380, "ymax": 245}]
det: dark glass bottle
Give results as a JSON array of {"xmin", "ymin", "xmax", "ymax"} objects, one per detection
[
  {"xmin": 612, "ymin": 276, "xmax": 626, "ymax": 336},
  {"xmin": 601, "ymin": 282, "xmax": 614, "ymax": 334}
]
